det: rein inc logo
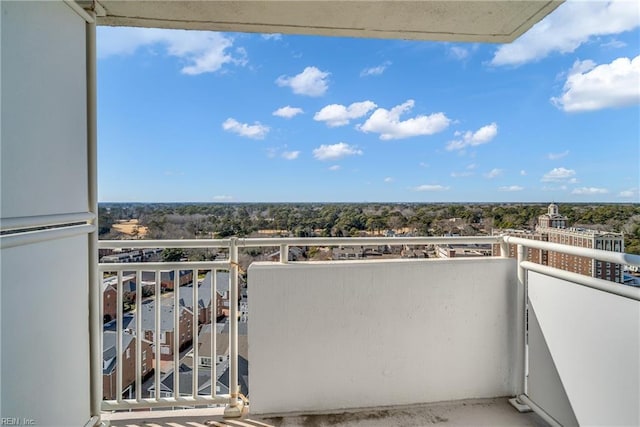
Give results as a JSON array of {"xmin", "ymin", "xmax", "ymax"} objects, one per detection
[{"xmin": 0, "ymin": 419, "xmax": 35, "ymax": 426}]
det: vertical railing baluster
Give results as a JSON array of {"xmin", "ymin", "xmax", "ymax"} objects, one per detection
[
  {"xmin": 211, "ymin": 269, "xmax": 217, "ymax": 398},
  {"xmin": 135, "ymin": 270, "xmax": 142, "ymax": 401},
  {"xmin": 515, "ymin": 244, "xmax": 526, "ymax": 396},
  {"xmin": 154, "ymin": 269, "xmax": 161, "ymax": 401},
  {"xmin": 192, "ymin": 268, "xmax": 199, "ymax": 398},
  {"xmin": 116, "ymin": 271, "xmax": 123, "ymax": 403},
  {"xmin": 173, "ymin": 269, "xmax": 180, "ymax": 399}
]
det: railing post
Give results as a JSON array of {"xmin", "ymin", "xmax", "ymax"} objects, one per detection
[
  {"xmin": 500, "ymin": 235, "xmax": 510, "ymax": 258},
  {"xmin": 280, "ymin": 244, "xmax": 289, "ymax": 263},
  {"xmin": 224, "ymin": 237, "xmax": 243, "ymax": 417},
  {"xmin": 510, "ymin": 244, "xmax": 531, "ymax": 412},
  {"xmin": 85, "ymin": 8, "xmax": 103, "ymax": 424}
]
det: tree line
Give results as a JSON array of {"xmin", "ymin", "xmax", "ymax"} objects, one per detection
[{"xmin": 98, "ymin": 202, "xmax": 640, "ymax": 255}]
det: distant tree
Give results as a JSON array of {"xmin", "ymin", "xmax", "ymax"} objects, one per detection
[{"xmin": 161, "ymin": 248, "xmax": 185, "ymax": 262}]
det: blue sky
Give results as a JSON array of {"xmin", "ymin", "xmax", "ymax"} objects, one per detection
[{"xmin": 97, "ymin": 0, "xmax": 640, "ymax": 203}]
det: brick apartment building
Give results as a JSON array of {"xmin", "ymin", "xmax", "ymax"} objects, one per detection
[{"xmin": 494, "ymin": 203, "xmax": 624, "ymax": 283}]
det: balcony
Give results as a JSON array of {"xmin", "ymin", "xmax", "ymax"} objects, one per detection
[{"xmin": 94, "ymin": 236, "xmax": 640, "ymax": 427}]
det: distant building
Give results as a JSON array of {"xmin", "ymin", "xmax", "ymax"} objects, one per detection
[
  {"xmin": 494, "ymin": 203, "xmax": 624, "ymax": 283},
  {"xmin": 435, "ymin": 243, "xmax": 492, "ymax": 258},
  {"xmin": 537, "ymin": 203, "xmax": 568, "ymax": 229},
  {"xmin": 543, "ymin": 227, "xmax": 624, "ymax": 284},
  {"xmin": 103, "ymin": 330, "xmax": 153, "ymax": 400}
]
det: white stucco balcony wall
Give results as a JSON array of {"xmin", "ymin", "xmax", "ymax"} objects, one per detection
[{"xmin": 248, "ymin": 257, "xmax": 518, "ymax": 415}]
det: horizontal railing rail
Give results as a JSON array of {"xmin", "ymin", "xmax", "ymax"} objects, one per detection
[
  {"xmin": 520, "ymin": 261, "xmax": 640, "ymax": 301},
  {"xmin": 503, "ymin": 235, "xmax": 640, "ymax": 267}
]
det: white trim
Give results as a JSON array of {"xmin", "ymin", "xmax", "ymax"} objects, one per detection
[
  {"xmin": 0, "ymin": 224, "xmax": 95, "ymax": 249},
  {"xmin": 63, "ymin": 0, "xmax": 95, "ymax": 23},
  {"xmin": 0, "ymin": 212, "xmax": 95, "ymax": 231}
]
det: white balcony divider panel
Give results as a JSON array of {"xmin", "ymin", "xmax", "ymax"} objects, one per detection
[
  {"xmin": 0, "ymin": 1, "xmax": 88, "ymax": 219},
  {"xmin": 527, "ymin": 271, "xmax": 640, "ymax": 426},
  {"xmin": 249, "ymin": 257, "xmax": 517, "ymax": 414},
  {"xmin": 0, "ymin": 1, "xmax": 93, "ymax": 425},
  {"xmin": 527, "ymin": 303, "xmax": 578, "ymax": 426},
  {"xmin": 1, "ymin": 236, "xmax": 90, "ymax": 425}
]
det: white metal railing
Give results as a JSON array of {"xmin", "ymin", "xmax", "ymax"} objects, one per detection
[
  {"xmin": 502, "ymin": 235, "xmax": 640, "ymax": 427},
  {"xmin": 96, "ymin": 235, "xmax": 640, "ymax": 420}
]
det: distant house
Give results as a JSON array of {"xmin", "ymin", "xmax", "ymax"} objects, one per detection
[
  {"xmin": 435, "ymin": 244, "xmax": 492, "ymax": 258},
  {"xmin": 194, "ymin": 323, "xmax": 248, "ymax": 369},
  {"xmin": 103, "ymin": 330, "xmax": 153, "ymax": 400},
  {"xmin": 102, "ymin": 274, "xmax": 135, "ymax": 323},
  {"xmin": 128, "ymin": 301, "xmax": 195, "ymax": 361},
  {"xmin": 140, "ymin": 270, "xmax": 193, "ymax": 291},
  {"xmin": 149, "ymin": 356, "xmax": 249, "ymax": 399},
  {"xmin": 100, "ymin": 248, "xmax": 162, "ymax": 263},
  {"xmin": 147, "ymin": 362, "xmax": 219, "ymax": 399},
  {"xmin": 103, "ymin": 283, "xmax": 117, "ymax": 323},
  {"xmin": 332, "ymin": 246, "xmax": 364, "ymax": 260},
  {"xmin": 179, "ymin": 271, "xmax": 230, "ymax": 323}
]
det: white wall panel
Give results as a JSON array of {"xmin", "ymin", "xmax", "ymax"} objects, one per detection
[
  {"xmin": 528, "ymin": 303, "xmax": 578, "ymax": 426},
  {"xmin": 1, "ymin": 0, "xmax": 88, "ymax": 219},
  {"xmin": 528, "ymin": 271, "xmax": 640, "ymax": 426},
  {"xmin": 249, "ymin": 258, "xmax": 517, "ymax": 414},
  {"xmin": 1, "ymin": 235, "xmax": 90, "ymax": 426}
]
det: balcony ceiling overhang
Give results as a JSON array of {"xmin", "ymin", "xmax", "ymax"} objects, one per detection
[{"xmin": 91, "ymin": 1, "xmax": 563, "ymax": 43}]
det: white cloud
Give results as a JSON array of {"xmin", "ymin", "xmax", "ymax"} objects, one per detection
[
  {"xmin": 601, "ymin": 39, "xmax": 627, "ymax": 49},
  {"xmin": 98, "ymin": 27, "xmax": 247, "ymax": 75},
  {"xmin": 281, "ymin": 151, "xmax": 300, "ymax": 160},
  {"xmin": 360, "ymin": 61, "xmax": 391, "ymax": 77},
  {"xmin": 358, "ymin": 100, "xmax": 450, "ymax": 140},
  {"xmin": 451, "ymin": 171, "xmax": 473, "ymax": 178},
  {"xmin": 313, "ymin": 143, "xmax": 363, "ymax": 161},
  {"xmin": 547, "ymin": 150, "xmax": 570, "ymax": 160},
  {"xmin": 541, "ymin": 167, "xmax": 576, "ymax": 182},
  {"xmin": 499, "ymin": 185, "xmax": 524, "ymax": 192},
  {"xmin": 543, "ymin": 185, "xmax": 569, "ymax": 192},
  {"xmin": 384, "ymin": 177, "xmax": 394, "ymax": 183},
  {"xmin": 449, "ymin": 46, "xmax": 469, "ymax": 60},
  {"xmin": 222, "ymin": 118, "xmax": 269, "ymax": 139},
  {"xmin": 276, "ymin": 66, "xmax": 330, "ymax": 97},
  {"xmin": 491, "ymin": 0, "xmax": 640, "ymax": 66},
  {"xmin": 213, "ymin": 195, "xmax": 234, "ymax": 201},
  {"xmin": 572, "ymin": 187, "xmax": 609, "ymax": 195},
  {"xmin": 520, "ymin": 170, "xmax": 527, "ymax": 176},
  {"xmin": 485, "ymin": 168, "xmax": 503, "ymax": 179},
  {"xmin": 273, "ymin": 106, "xmax": 304, "ymax": 118},
  {"xmin": 261, "ymin": 33, "xmax": 282, "ymax": 40},
  {"xmin": 314, "ymin": 101, "xmax": 377, "ymax": 127},
  {"xmin": 619, "ymin": 188, "xmax": 638, "ymax": 198},
  {"xmin": 446, "ymin": 123, "xmax": 498, "ymax": 151},
  {"xmin": 329, "ymin": 165, "xmax": 341, "ymax": 171},
  {"xmin": 413, "ymin": 184, "xmax": 450, "ymax": 192},
  {"xmin": 419, "ymin": 162, "xmax": 429, "ymax": 168},
  {"xmin": 552, "ymin": 55, "xmax": 640, "ymax": 112}
]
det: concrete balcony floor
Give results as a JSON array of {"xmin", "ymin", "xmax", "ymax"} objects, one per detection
[{"xmin": 104, "ymin": 397, "xmax": 549, "ymax": 427}]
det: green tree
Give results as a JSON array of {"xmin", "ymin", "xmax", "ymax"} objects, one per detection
[{"xmin": 161, "ymin": 248, "xmax": 185, "ymax": 262}]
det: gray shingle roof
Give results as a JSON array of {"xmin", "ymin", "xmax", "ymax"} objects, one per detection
[
  {"xmin": 128, "ymin": 301, "xmax": 192, "ymax": 332},
  {"xmin": 178, "ymin": 271, "xmax": 230, "ymax": 311},
  {"xmin": 103, "ymin": 330, "xmax": 134, "ymax": 375}
]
